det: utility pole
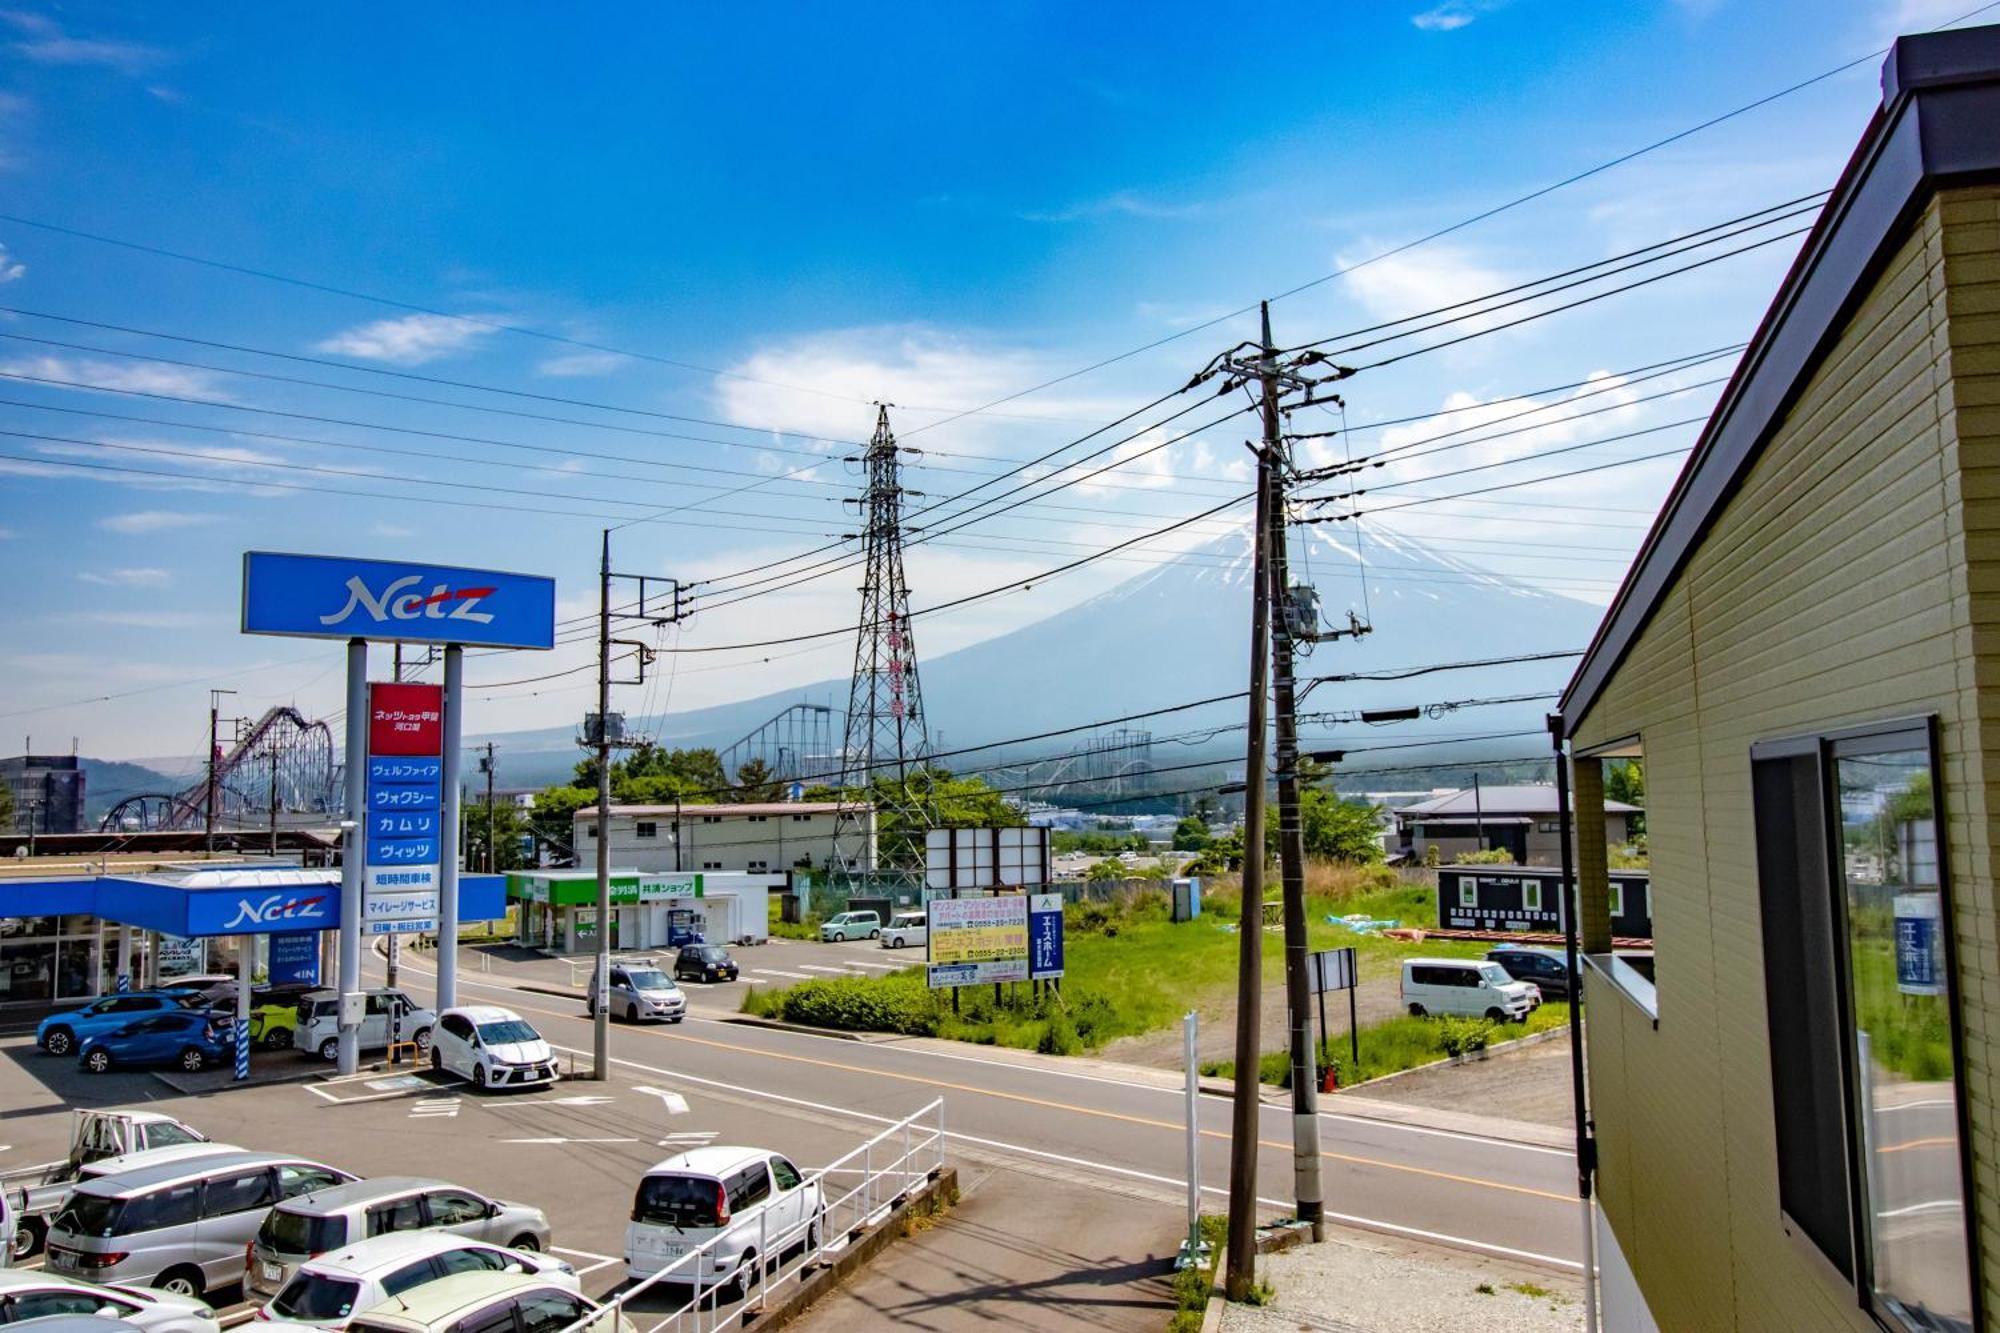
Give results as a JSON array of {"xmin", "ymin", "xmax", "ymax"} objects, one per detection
[
  {"xmin": 206, "ymin": 688, "xmax": 236, "ymax": 854},
  {"xmin": 479, "ymin": 743, "xmax": 497, "ymax": 872},
  {"xmin": 1259, "ymin": 304, "xmax": 1324, "ymax": 1243}
]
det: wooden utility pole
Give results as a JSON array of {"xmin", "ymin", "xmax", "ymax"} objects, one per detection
[{"xmin": 592, "ymin": 530, "xmax": 614, "ymax": 1080}]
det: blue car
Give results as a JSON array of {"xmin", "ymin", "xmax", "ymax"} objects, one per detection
[
  {"xmin": 37, "ymin": 991, "xmax": 200, "ymax": 1058},
  {"xmin": 77, "ymin": 1009, "xmax": 231, "ymax": 1074}
]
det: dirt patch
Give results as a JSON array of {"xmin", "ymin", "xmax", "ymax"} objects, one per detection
[{"xmin": 1347, "ymin": 1027, "xmax": 1578, "ymax": 1129}]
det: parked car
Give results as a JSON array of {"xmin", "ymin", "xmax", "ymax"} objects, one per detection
[
  {"xmin": 13, "ymin": 1318, "xmax": 148, "ymax": 1333},
  {"xmin": 245, "ymin": 985, "xmax": 322, "ymax": 1051},
  {"xmin": 672, "ymin": 945, "xmax": 738, "ymax": 985},
  {"xmin": 5, "ymin": 1111, "xmax": 210, "ymax": 1261},
  {"xmin": 586, "ymin": 960, "xmax": 685, "ymax": 1025},
  {"xmin": 79, "ymin": 1012, "xmax": 232, "ymax": 1075},
  {"xmin": 163, "ymin": 977, "xmax": 241, "ymax": 1008},
  {"xmin": 256, "ymin": 1230, "xmax": 578, "ymax": 1331},
  {"xmin": 342, "ymin": 1272, "xmax": 627, "ymax": 1333},
  {"xmin": 1485, "ymin": 946, "xmax": 1576, "ymax": 1000},
  {"xmin": 1400, "ymin": 958, "xmax": 1539, "ymax": 1023},
  {"xmin": 430, "ymin": 1008, "xmax": 558, "ymax": 1091},
  {"xmin": 247, "ymin": 1179, "xmax": 551, "ymax": 1304},
  {"xmin": 625, "ymin": 1146, "xmax": 823, "ymax": 1295},
  {"xmin": 878, "ymin": 913, "xmax": 927, "ymax": 950},
  {"xmin": 0, "ymin": 1268, "xmax": 219, "ymax": 1333},
  {"xmin": 45, "ymin": 1151, "xmax": 352, "ymax": 1297},
  {"xmin": 817, "ymin": 911, "xmax": 881, "ymax": 943},
  {"xmin": 294, "ymin": 990, "xmax": 435, "ymax": 1063},
  {"xmin": 37, "ymin": 994, "xmax": 201, "ymax": 1058}
]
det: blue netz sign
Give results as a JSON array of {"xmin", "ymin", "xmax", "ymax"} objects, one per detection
[{"xmin": 241, "ymin": 552, "xmax": 556, "ymax": 649}]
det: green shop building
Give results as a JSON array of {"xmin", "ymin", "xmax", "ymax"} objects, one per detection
[{"xmin": 506, "ymin": 868, "xmax": 772, "ymax": 954}]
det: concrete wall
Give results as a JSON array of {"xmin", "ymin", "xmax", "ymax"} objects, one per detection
[
  {"xmin": 1569, "ymin": 188, "xmax": 2000, "ymax": 1328},
  {"xmin": 579, "ymin": 809, "xmax": 869, "ymax": 874}
]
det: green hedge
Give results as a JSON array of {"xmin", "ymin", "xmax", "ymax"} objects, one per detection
[{"xmin": 762, "ymin": 975, "xmax": 941, "ymax": 1036}]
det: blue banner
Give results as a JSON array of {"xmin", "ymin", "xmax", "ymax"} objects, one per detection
[
  {"xmin": 1029, "ymin": 894, "xmax": 1065, "ymax": 981},
  {"xmin": 268, "ymin": 931, "xmax": 320, "ymax": 985},
  {"xmin": 368, "ymin": 835, "xmax": 439, "ymax": 865},
  {"xmin": 368, "ymin": 757, "xmax": 443, "ymax": 785},
  {"xmin": 241, "ymin": 552, "xmax": 556, "ymax": 649},
  {"xmin": 370, "ymin": 785, "xmax": 440, "ymax": 812},
  {"xmin": 369, "ymin": 811, "xmax": 439, "ymax": 839}
]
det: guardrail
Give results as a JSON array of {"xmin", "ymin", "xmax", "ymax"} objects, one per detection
[{"xmin": 559, "ymin": 1098, "xmax": 947, "ymax": 1333}]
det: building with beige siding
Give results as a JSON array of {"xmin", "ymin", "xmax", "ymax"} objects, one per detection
[
  {"xmin": 1557, "ymin": 28, "xmax": 2000, "ymax": 1332},
  {"xmin": 574, "ymin": 802, "xmax": 874, "ymax": 874}
]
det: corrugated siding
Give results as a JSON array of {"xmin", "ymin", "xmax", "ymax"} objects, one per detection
[{"xmin": 1571, "ymin": 189, "xmax": 2000, "ymax": 1329}]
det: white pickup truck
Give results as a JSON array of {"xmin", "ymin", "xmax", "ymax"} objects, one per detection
[{"xmin": 2, "ymin": 1108, "xmax": 209, "ymax": 1260}]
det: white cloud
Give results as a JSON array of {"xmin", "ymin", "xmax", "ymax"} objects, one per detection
[
  {"xmin": 0, "ymin": 242, "xmax": 22, "ymax": 282},
  {"xmin": 0, "ymin": 354, "xmax": 233, "ymax": 401},
  {"xmin": 78, "ymin": 567, "xmax": 172, "ymax": 587},
  {"xmin": 314, "ymin": 313, "xmax": 498, "ymax": 366},
  {"xmin": 1411, "ymin": 0, "xmax": 1508, "ymax": 30},
  {"xmin": 1019, "ymin": 191, "xmax": 1209, "ymax": 224},
  {"xmin": 1, "ymin": 9, "xmax": 162, "ymax": 73},
  {"xmin": 68, "ymin": 609, "xmax": 208, "ymax": 628},
  {"xmin": 536, "ymin": 350, "xmax": 628, "ymax": 377},
  {"xmin": 96, "ymin": 510, "xmax": 217, "ymax": 534},
  {"xmin": 1340, "ymin": 241, "xmax": 1515, "ymax": 328}
]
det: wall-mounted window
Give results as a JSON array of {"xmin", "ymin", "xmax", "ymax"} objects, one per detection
[
  {"xmin": 702, "ymin": 815, "xmax": 722, "ymax": 825},
  {"xmin": 586, "ymin": 826, "xmax": 598, "ymax": 839},
  {"xmin": 701, "ymin": 860, "xmax": 722, "ymax": 871},
  {"xmin": 1751, "ymin": 720, "xmax": 1973, "ymax": 1331},
  {"xmin": 1458, "ymin": 881, "xmax": 1476, "ymax": 908},
  {"xmin": 1523, "ymin": 880, "xmax": 1542, "ymax": 912},
  {"xmin": 748, "ymin": 815, "xmax": 768, "ymax": 823},
  {"xmin": 747, "ymin": 860, "xmax": 768, "ymax": 871},
  {"xmin": 1606, "ymin": 882, "xmax": 1623, "ymax": 917},
  {"xmin": 634, "ymin": 821, "xmax": 658, "ymax": 839}
]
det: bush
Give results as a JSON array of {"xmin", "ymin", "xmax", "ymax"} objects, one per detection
[
  {"xmin": 774, "ymin": 976, "xmax": 940, "ymax": 1036},
  {"xmin": 1453, "ymin": 849, "xmax": 1516, "ymax": 865},
  {"xmin": 1435, "ymin": 1016, "xmax": 1497, "ymax": 1057},
  {"xmin": 1037, "ymin": 1012, "xmax": 1081, "ymax": 1056}
]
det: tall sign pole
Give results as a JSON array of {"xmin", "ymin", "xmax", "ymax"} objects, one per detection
[
  {"xmin": 337, "ymin": 640, "xmax": 367, "ymax": 1075},
  {"xmin": 592, "ymin": 531, "xmax": 614, "ymax": 1081},
  {"xmin": 437, "ymin": 644, "xmax": 465, "ymax": 1011}
]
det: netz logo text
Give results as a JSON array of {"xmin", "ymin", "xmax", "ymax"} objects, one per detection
[
  {"xmin": 319, "ymin": 575, "xmax": 497, "ymax": 628},
  {"xmin": 222, "ymin": 894, "xmax": 330, "ymax": 929}
]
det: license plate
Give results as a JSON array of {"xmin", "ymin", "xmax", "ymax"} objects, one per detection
[
  {"xmin": 48, "ymin": 1251, "xmax": 75, "ymax": 1270},
  {"xmin": 262, "ymin": 1262, "xmax": 283, "ymax": 1282}
]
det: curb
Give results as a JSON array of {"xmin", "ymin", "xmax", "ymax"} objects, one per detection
[
  {"xmin": 1341, "ymin": 1022, "xmax": 1570, "ymax": 1094},
  {"xmin": 740, "ymin": 1167, "xmax": 958, "ymax": 1331},
  {"xmin": 719, "ymin": 1013, "xmax": 873, "ymax": 1042}
]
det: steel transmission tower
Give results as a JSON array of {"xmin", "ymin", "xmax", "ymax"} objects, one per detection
[{"xmin": 835, "ymin": 405, "xmax": 930, "ymax": 871}]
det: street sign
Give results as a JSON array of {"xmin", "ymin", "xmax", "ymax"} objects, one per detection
[
  {"xmin": 1309, "ymin": 947, "xmax": 1356, "ymax": 994},
  {"xmin": 241, "ymin": 552, "xmax": 557, "ymax": 649}
]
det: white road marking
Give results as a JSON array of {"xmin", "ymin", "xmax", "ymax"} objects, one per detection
[
  {"xmin": 843, "ymin": 959, "xmax": 902, "ymax": 969},
  {"xmin": 410, "ymin": 1097, "xmax": 460, "ymax": 1119},
  {"xmin": 749, "ymin": 969, "xmax": 811, "ymax": 980},
  {"xmin": 797, "ymin": 965, "xmax": 852, "ymax": 974},
  {"xmin": 550, "ymin": 1245, "xmax": 619, "ymax": 1277},
  {"xmin": 1878, "ymin": 1198, "xmax": 1963, "ymax": 1219},
  {"xmin": 660, "ymin": 1131, "xmax": 719, "ymax": 1145},
  {"xmin": 1877, "ymin": 1098, "xmax": 1955, "ymax": 1113},
  {"xmin": 547, "ymin": 1042, "xmax": 1583, "ymax": 1273},
  {"xmin": 397, "ymin": 949, "xmax": 1569, "ymax": 1160},
  {"xmin": 500, "ymin": 1137, "xmax": 638, "ymax": 1145},
  {"xmin": 632, "ymin": 1084, "xmax": 690, "ymax": 1115},
  {"xmin": 547, "ymin": 1095, "xmax": 616, "ymax": 1106}
]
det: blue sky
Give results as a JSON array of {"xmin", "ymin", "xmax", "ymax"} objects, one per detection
[{"xmin": 0, "ymin": 0, "xmax": 1974, "ymax": 763}]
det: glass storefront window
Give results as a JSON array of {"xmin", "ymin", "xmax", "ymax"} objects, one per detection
[
  {"xmin": 1832, "ymin": 736, "xmax": 1972, "ymax": 1332},
  {"xmin": 0, "ymin": 940, "xmax": 57, "ymax": 1003}
]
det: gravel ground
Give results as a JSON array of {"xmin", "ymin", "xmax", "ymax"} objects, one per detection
[
  {"xmin": 1345, "ymin": 1028, "xmax": 1577, "ymax": 1129},
  {"xmin": 1217, "ymin": 1228, "xmax": 1584, "ymax": 1333}
]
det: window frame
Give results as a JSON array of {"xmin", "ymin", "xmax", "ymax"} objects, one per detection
[
  {"xmin": 1457, "ymin": 880, "xmax": 1476, "ymax": 909},
  {"xmin": 1522, "ymin": 880, "xmax": 1542, "ymax": 913},
  {"xmin": 1750, "ymin": 715, "xmax": 1981, "ymax": 1331}
]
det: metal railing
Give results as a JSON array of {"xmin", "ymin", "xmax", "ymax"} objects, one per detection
[{"xmin": 561, "ymin": 1098, "xmax": 946, "ymax": 1333}]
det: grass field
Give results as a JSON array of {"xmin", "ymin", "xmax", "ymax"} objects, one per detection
[
  {"xmin": 741, "ymin": 865, "xmax": 1535, "ymax": 1078},
  {"xmin": 1203, "ymin": 1001, "xmax": 1573, "ymax": 1088}
]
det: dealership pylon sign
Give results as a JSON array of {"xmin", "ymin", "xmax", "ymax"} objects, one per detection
[{"xmin": 239, "ymin": 550, "xmax": 554, "ymax": 1074}]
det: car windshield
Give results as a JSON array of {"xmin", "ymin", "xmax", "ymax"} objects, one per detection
[
  {"xmin": 476, "ymin": 1020, "xmax": 539, "ymax": 1045},
  {"xmin": 633, "ymin": 1175, "xmax": 720, "ymax": 1229},
  {"xmin": 271, "ymin": 1272, "xmax": 363, "ymax": 1322},
  {"xmin": 260, "ymin": 1207, "xmax": 347, "ymax": 1256},
  {"xmin": 690, "ymin": 948, "xmax": 724, "ymax": 962},
  {"xmin": 55, "ymin": 1194, "xmax": 123, "ymax": 1238},
  {"xmin": 627, "ymin": 970, "xmax": 672, "ymax": 991},
  {"xmin": 1479, "ymin": 963, "xmax": 1514, "ymax": 986}
]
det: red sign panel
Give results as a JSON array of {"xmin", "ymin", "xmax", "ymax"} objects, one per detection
[{"xmin": 368, "ymin": 682, "xmax": 444, "ymax": 756}]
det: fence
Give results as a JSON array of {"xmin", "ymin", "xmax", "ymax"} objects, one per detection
[{"xmin": 558, "ymin": 1098, "xmax": 947, "ymax": 1333}]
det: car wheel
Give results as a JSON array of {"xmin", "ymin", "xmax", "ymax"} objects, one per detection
[
  {"xmin": 43, "ymin": 1026, "xmax": 74, "ymax": 1056},
  {"xmin": 627, "ymin": 1003, "xmax": 639, "ymax": 1023},
  {"xmin": 84, "ymin": 1048, "xmax": 112, "ymax": 1073},
  {"xmin": 585, "ymin": 999, "xmax": 596, "ymax": 1017},
  {"xmin": 1485, "ymin": 1007, "xmax": 1505, "ymax": 1022},
  {"xmin": 509, "ymin": 1234, "xmax": 540, "ymax": 1252},
  {"xmin": 474, "ymin": 1064, "xmax": 488, "ymax": 1089},
  {"xmin": 868, "ymin": 929, "xmax": 880, "ymax": 940},
  {"xmin": 318, "ymin": 1037, "xmax": 339, "ymax": 1062},
  {"xmin": 413, "ymin": 1027, "xmax": 433, "ymax": 1054},
  {"xmin": 807, "ymin": 1210, "xmax": 823, "ymax": 1251},
  {"xmin": 155, "ymin": 1266, "xmax": 204, "ymax": 1299},
  {"xmin": 729, "ymin": 1250, "xmax": 758, "ymax": 1300},
  {"xmin": 11, "ymin": 1214, "xmax": 45, "ymax": 1261},
  {"xmin": 180, "ymin": 1046, "xmax": 207, "ymax": 1072},
  {"xmin": 262, "ymin": 1027, "xmax": 292, "ymax": 1051},
  {"xmin": 1408, "ymin": 1003, "xmax": 1426, "ymax": 1018},
  {"xmin": 431, "ymin": 1046, "xmax": 443, "ymax": 1071}
]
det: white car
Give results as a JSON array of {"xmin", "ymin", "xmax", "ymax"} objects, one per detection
[
  {"xmin": 878, "ymin": 914, "xmax": 927, "ymax": 950},
  {"xmin": 626, "ymin": 1146, "xmax": 824, "ymax": 1294},
  {"xmin": 257, "ymin": 1229, "xmax": 578, "ymax": 1330},
  {"xmin": 0, "ymin": 1269, "xmax": 219, "ymax": 1333},
  {"xmin": 430, "ymin": 1007, "xmax": 558, "ymax": 1090}
]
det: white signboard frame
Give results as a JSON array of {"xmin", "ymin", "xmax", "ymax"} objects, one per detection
[{"xmin": 925, "ymin": 827, "xmax": 1052, "ymax": 890}]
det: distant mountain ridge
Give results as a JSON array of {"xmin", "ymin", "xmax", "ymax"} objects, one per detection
[{"xmin": 469, "ymin": 526, "xmax": 1610, "ymax": 790}]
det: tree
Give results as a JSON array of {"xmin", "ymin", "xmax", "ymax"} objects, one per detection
[
  {"xmin": 528, "ymin": 785, "xmax": 595, "ymax": 864},
  {"xmin": 0, "ymin": 779, "xmax": 12, "ymax": 832},
  {"xmin": 465, "ymin": 799, "xmax": 530, "ymax": 873},
  {"xmin": 1171, "ymin": 815, "xmax": 1212, "ymax": 852},
  {"xmin": 1605, "ymin": 759, "xmax": 1646, "ymax": 838},
  {"xmin": 1085, "ymin": 858, "xmax": 1126, "ymax": 882},
  {"xmin": 730, "ymin": 758, "xmax": 782, "ymax": 804},
  {"xmin": 1264, "ymin": 758, "xmax": 1384, "ymax": 863}
]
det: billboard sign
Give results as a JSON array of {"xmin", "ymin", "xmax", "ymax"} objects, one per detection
[
  {"xmin": 925, "ymin": 827, "xmax": 1051, "ymax": 890},
  {"xmin": 1894, "ymin": 892, "xmax": 1944, "ymax": 996},
  {"xmin": 1028, "ymin": 893, "xmax": 1064, "ymax": 981},
  {"xmin": 241, "ymin": 552, "xmax": 557, "ymax": 649},
  {"xmin": 927, "ymin": 894, "xmax": 1029, "ymax": 987},
  {"xmin": 364, "ymin": 682, "xmax": 443, "ymax": 935}
]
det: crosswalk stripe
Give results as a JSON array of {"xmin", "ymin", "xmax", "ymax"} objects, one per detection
[
  {"xmin": 797, "ymin": 964, "xmax": 852, "ymax": 973},
  {"xmin": 751, "ymin": 968, "xmax": 811, "ymax": 979},
  {"xmin": 844, "ymin": 958, "xmax": 903, "ymax": 969}
]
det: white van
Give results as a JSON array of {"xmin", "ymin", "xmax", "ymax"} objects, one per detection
[
  {"xmin": 878, "ymin": 914, "xmax": 927, "ymax": 950},
  {"xmin": 1401, "ymin": 958, "xmax": 1538, "ymax": 1022},
  {"xmin": 624, "ymin": 1147, "xmax": 823, "ymax": 1296},
  {"xmin": 295, "ymin": 990, "xmax": 436, "ymax": 1063}
]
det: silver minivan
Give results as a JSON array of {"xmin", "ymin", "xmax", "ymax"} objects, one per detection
[
  {"xmin": 247, "ymin": 1178, "xmax": 551, "ymax": 1303},
  {"xmin": 586, "ymin": 959, "xmax": 686, "ymax": 1025},
  {"xmin": 45, "ymin": 1152, "xmax": 352, "ymax": 1298}
]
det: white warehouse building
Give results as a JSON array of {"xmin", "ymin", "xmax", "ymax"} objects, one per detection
[{"xmin": 575, "ymin": 802, "xmax": 875, "ymax": 874}]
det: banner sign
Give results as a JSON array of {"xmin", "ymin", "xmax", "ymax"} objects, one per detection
[
  {"xmin": 1309, "ymin": 946, "xmax": 1357, "ymax": 994},
  {"xmin": 1029, "ymin": 893, "xmax": 1064, "ymax": 981},
  {"xmin": 1894, "ymin": 892, "xmax": 1944, "ymax": 996},
  {"xmin": 268, "ymin": 931, "xmax": 320, "ymax": 985},
  {"xmin": 927, "ymin": 894, "xmax": 1030, "ymax": 988},
  {"xmin": 364, "ymin": 682, "xmax": 443, "ymax": 935},
  {"xmin": 242, "ymin": 552, "xmax": 557, "ymax": 649}
]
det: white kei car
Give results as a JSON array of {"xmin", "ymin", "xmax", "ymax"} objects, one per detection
[
  {"xmin": 430, "ymin": 1007, "xmax": 559, "ymax": 1091},
  {"xmin": 258, "ymin": 1229, "xmax": 578, "ymax": 1331},
  {"xmin": 0, "ymin": 1269, "xmax": 219, "ymax": 1333}
]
